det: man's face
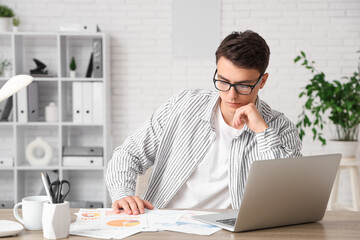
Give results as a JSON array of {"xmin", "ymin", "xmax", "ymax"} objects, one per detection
[{"xmin": 216, "ymin": 57, "xmax": 268, "ymax": 114}]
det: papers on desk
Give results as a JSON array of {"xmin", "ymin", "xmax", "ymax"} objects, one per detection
[{"xmin": 70, "ymin": 208, "xmax": 221, "ymax": 239}]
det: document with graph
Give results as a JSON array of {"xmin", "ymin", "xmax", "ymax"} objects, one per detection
[{"xmin": 70, "ymin": 208, "xmax": 219, "ymax": 239}]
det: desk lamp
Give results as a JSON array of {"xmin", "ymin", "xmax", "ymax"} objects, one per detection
[{"xmin": 0, "ymin": 75, "xmax": 33, "ymax": 103}]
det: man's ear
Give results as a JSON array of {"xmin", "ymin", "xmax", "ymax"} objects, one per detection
[{"xmin": 259, "ymin": 73, "xmax": 269, "ymax": 89}]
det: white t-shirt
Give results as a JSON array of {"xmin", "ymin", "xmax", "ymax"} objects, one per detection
[{"xmin": 166, "ymin": 104, "xmax": 242, "ymax": 209}]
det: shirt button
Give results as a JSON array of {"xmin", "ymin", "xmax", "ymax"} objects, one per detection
[
  {"xmin": 177, "ymin": 179, "xmax": 183, "ymax": 184},
  {"xmin": 193, "ymin": 158, "xmax": 199, "ymax": 163}
]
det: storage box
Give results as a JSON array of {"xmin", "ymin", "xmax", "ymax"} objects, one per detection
[
  {"xmin": 0, "ymin": 157, "xmax": 13, "ymax": 167},
  {"xmin": 63, "ymin": 156, "xmax": 103, "ymax": 167}
]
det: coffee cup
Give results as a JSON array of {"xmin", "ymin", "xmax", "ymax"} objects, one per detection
[{"xmin": 13, "ymin": 195, "xmax": 49, "ymax": 230}]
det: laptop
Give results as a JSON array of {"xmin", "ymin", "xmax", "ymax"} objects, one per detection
[{"xmin": 192, "ymin": 154, "xmax": 341, "ymax": 232}]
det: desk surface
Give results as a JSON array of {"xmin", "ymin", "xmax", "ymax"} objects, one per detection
[{"xmin": 1, "ymin": 209, "xmax": 360, "ymax": 240}]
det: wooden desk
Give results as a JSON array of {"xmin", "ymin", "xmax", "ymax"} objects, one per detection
[{"xmin": 1, "ymin": 209, "xmax": 360, "ymax": 239}]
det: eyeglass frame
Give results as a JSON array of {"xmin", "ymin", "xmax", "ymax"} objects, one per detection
[{"xmin": 213, "ymin": 69, "xmax": 264, "ymax": 95}]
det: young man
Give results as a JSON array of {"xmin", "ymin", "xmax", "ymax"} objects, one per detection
[{"xmin": 106, "ymin": 30, "xmax": 302, "ymax": 215}]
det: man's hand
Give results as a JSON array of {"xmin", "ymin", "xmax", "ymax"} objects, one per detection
[
  {"xmin": 232, "ymin": 103, "xmax": 268, "ymax": 133},
  {"xmin": 112, "ymin": 196, "xmax": 154, "ymax": 215}
]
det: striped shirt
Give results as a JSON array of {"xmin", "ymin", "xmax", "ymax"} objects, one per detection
[{"xmin": 106, "ymin": 89, "xmax": 302, "ymax": 209}]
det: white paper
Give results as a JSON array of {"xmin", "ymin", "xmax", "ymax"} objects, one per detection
[
  {"xmin": 70, "ymin": 208, "xmax": 220, "ymax": 239},
  {"xmin": 70, "ymin": 209, "xmax": 147, "ymax": 239},
  {"xmin": 161, "ymin": 210, "xmax": 221, "ymax": 235}
]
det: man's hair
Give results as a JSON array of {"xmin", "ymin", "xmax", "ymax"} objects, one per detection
[{"xmin": 215, "ymin": 30, "xmax": 270, "ymax": 74}]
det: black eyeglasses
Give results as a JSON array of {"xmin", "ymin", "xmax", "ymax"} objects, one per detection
[{"xmin": 213, "ymin": 69, "xmax": 264, "ymax": 95}]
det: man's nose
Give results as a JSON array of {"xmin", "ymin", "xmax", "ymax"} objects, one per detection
[{"xmin": 228, "ymin": 86, "xmax": 238, "ymax": 98}]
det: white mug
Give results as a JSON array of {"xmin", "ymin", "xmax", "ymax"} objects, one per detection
[
  {"xmin": 13, "ymin": 195, "xmax": 49, "ymax": 230},
  {"xmin": 42, "ymin": 201, "xmax": 70, "ymax": 239}
]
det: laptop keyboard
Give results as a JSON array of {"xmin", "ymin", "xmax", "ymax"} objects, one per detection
[{"xmin": 216, "ymin": 218, "xmax": 236, "ymax": 226}]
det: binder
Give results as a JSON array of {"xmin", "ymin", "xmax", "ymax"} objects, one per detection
[
  {"xmin": 0, "ymin": 157, "xmax": 13, "ymax": 167},
  {"xmin": 62, "ymin": 156, "xmax": 103, "ymax": 167},
  {"xmin": 93, "ymin": 39, "xmax": 103, "ymax": 78},
  {"xmin": 72, "ymin": 82, "xmax": 83, "ymax": 123},
  {"xmin": 17, "ymin": 87, "xmax": 28, "ymax": 122},
  {"xmin": 92, "ymin": 82, "xmax": 103, "ymax": 124},
  {"xmin": 82, "ymin": 82, "xmax": 93, "ymax": 124},
  {"xmin": 63, "ymin": 146, "xmax": 103, "ymax": 156},
  {"xmin": 28, "ymin": 82, "xmax": 39, "ymax": 122}
]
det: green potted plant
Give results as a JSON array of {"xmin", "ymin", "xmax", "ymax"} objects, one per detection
[
  {"xmin": 12, "ymin": 17, "xmax": 19, "ymax": 32},
  {"xmin": 0, "ymin": 5, "xmax": 14, "ymax": 32},
  {"xmin": 69, "ymin": 56, "xmax": 76, "ymax": 78},
  {"xmin": 294, "ymin": 51, "xmax": 360, "ymax": 157}
]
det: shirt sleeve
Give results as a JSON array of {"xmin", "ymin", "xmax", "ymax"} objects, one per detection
[
  {"xmin": 256, "ymin": 119, "xmax": 302, "ymax": 159},
  {"xmin": 106, "ymin": 93, "xmax": 178, "ymax": 203}
]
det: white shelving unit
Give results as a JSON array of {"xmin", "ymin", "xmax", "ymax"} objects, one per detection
[{"xmin": 0, "ymin": 32, "xmax": 111, "ymax": 208}]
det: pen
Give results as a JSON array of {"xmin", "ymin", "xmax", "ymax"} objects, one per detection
[{"xmin": 41, "ymin": 172, "xmax": 53, "ymax": 204}]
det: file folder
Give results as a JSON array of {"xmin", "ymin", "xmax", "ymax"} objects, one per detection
[
  {"xmin": 28, "ymin": 82, "xmax": 39, "ymax": 122},
  {"xmin": 92, "ymin": 82, "xmax": 103, "ymax": 124},
  {"xmin": 93, "ymin": 39, "xmax": 103, "ymax": 78},
  {"xmin": 17, "ymin": 87, "xmax": 28, "ymax": 122},
  {"xmin": 82, "ymin": 82, "xmax": 93, "ymax": 124},
  {"xmin": 72, "ymin": 82, "xmax": 83, "ymax": 123}
]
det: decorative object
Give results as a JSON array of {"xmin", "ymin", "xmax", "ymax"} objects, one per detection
[
  {"xmin": 12, "ymin": 17, "xmax": 19, "ymax": 32},
  {"xmin": 45, "ymin": 102, "xmax": 58, "ymax": 122},
  {"xmin": 294, "ymin": 51, "xmax": 360, "ymax": 148},
  {"xmin": 30, "ymin": 58, "xmax": 48, "ymax": 76},
  {"xmin": 0, "ymin": 5, "xmax": 14, "ymax": 32},
  {"xmin": 1, "ymin": 59, "xmax": 12, "ymax": 78},
  {"xmin": 69, "ymin": 56, "xmax": 76, "ymax": 78},
  {"xmin": 25, "ymin": 137, "xmax": 53, "ymax": 166}
]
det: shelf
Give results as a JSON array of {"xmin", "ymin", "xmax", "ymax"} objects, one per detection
[
  {"xmin": 16, "ymin": 165, "xmax": 60, "ymax": 170},
  {"xmin": 61, "ymin": 122, "xmax": 103, "ymax": 127},
  {"xmin": 0, "ymin": 122, "xmax": 14, "ymax": 126},
  {"xmin": 62, "ymin": 166, "xmax": 105, "ymax": 170},
  {"xmin": 61, "ymin": 77, "xmax": 104, "ymax": 82},
  {"xmin": 33, "ymin": 77, "xmax": 59, "ymax": 81},
  {"xmin": 16, "ymin": 122, "xmax": 59, "ymax": 126},
  {"xmin": 1, "ymin": 31, "xmax": 110, "ymax": 208}
]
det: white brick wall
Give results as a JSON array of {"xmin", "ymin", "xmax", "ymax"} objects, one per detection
[{"xmin": 3, "ymin": 0, "xmax": 360, "ymax": 206}]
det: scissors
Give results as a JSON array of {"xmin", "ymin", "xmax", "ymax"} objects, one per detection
[{"xmin": 49, "ymin": 180, "xmax": 71, "ymax": 204}]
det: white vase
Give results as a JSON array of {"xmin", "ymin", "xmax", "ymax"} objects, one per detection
[
  {"xmin": 45, "ymin": 102, "xmax": 58, "ymax": 122},
  {"xmin": 0, "ymin": 18, "xmax": 11, "ymax": 32},
  {"xmin": 12, "ymin": 26, "xmax": 18, "ymax": 32},
  {"xmin": 326, "ymin": 140, "xmax": 359, "ymax": 158},
  {"xmin": 70, "ymin": 70, "xmax": 76, "ymax": 78},
  {"xmin": 4, "ymin": 69, "xmax": 11, "ymax": 78}
]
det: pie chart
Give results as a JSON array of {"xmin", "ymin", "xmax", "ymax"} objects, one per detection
[
  {"xmin": 82, "ymin": 213, "xmax": 100, "ymax": 217},
  {"xmin": 106, "ymin": 219, "xmax": 140, "ymax": 227}
]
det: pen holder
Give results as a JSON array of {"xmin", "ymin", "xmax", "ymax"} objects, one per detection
[{"xmin": 42, "ymin": 201, "xmax": 70, "ymax": 239}]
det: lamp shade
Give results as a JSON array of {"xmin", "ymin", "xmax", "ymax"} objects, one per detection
[{"xmin": 0, "ymin": 75, "xmax": 34, "ymax": 103}]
